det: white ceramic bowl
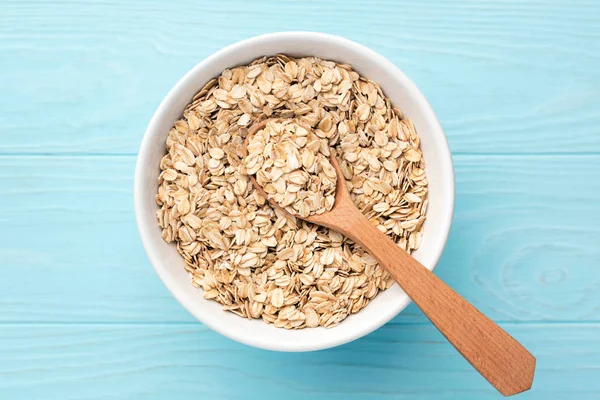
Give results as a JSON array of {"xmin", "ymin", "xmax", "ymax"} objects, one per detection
[{"xmin": 135, "ymin": 32, "xmax": 454, "ymax": 352}]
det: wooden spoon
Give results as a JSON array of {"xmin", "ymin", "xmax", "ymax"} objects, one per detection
[{"xmin": 243, "ymin": 119, "xmax": 536, "ymax": 396}]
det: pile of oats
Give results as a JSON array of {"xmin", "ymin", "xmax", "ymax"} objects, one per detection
[
  {"xmin": 156, "ymin": 55, "xmax": 428, "ymax": 329},
  {"xmin": 243, "ymin": 119, "xmax": 337, "ymax": 218}
]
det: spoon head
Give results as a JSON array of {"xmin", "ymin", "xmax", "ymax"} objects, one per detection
[{"xmin": 242, "ymin": 118, "xmax": 352, "ymax": 227}]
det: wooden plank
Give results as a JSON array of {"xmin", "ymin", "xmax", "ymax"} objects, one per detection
[
  {"xmin": 0, "ymin": 322, "xmax": 597, "ymax": 399},
  {"xmin": 0, "ymin": 154, "xmax": 598, "ymax": 324},
  {"xmin": 0, "ymin": 156, "xmax": 190, "ymax": 322},
  {"xmin": 1, "ymin": 0, "xmax": 599, "ymax": 154}
]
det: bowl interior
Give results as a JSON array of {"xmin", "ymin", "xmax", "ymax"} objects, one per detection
[{"xmin": 135, "ymin": 32, "xmax": 454, "ymax": 351}]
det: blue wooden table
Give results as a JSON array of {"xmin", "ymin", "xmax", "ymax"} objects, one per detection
[{"xmin": 1, "ymin": 0, "xmax": 599, "ymax": 398}]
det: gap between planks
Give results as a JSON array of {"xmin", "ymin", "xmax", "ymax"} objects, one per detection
[
  {"xmin": 0, "ymin": 321, "xmax": 596, "ymax": 326},
  {"xmin": 3, "ymin": 152, "xmax": 600, "ymax": 157}
]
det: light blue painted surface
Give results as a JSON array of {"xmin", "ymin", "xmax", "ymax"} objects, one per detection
[{"xmin": 1, "ymin": 0, "xmax": 599, "ymax": 398}]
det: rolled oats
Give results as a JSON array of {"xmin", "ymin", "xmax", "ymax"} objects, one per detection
[
  {"xmin": 156, "ymin": 55, "xmax": 427, "ymax": 329},
  {"xmin": 243, "ymin": 119, "xmax": 336, "ymax": 218}
]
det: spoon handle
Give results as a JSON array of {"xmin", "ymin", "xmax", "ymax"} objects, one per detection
[{"xmin": 338, "ymin": 211, "xmax": 536, "ymax": 396}]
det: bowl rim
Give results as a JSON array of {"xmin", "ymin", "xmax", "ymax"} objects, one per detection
[{"xmin": 134, "ymin": 31, "xmax": 455, "ymax": 351}]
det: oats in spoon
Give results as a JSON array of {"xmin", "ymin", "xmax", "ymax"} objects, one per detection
[{"xmin": 243, "ymin": 119, "xmax": 337, "ymax": 218}]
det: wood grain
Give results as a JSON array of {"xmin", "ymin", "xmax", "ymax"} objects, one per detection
[
  {"xmin": 1, "ymin": 0, "xmax": 599, "ymax": 154},
  {"xmin": 0, "ymin": 323, "xmax": 595, "ymax": 400},
  {"xmin": 1, "ymin": 155, "xmax": 598, "ymax": 324}
]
